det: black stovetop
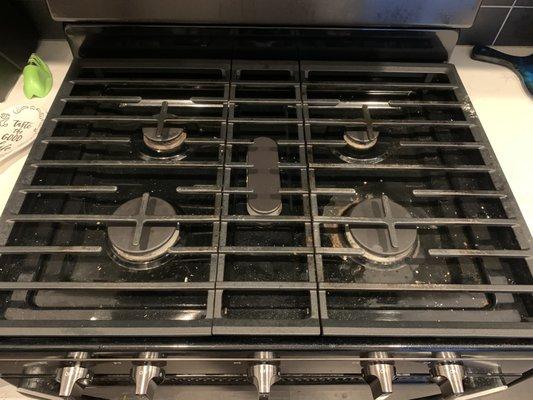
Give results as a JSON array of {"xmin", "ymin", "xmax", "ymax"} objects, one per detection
[{"xmin": 0, "ymin": 54, "xmax": 532, "ymax": 339}]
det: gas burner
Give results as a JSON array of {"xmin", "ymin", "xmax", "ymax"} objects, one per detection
[
  {"xmin": 328, "ymin": 194, "xmax": 419, "ymax": 270},
  {"xmin": 344, "ymin": 129, "xmax": 379, "ymax": 150},
  {"xmin": 343, "ymin": 195, "xmax": 419, "ymax": 266},
  {"xmin": 107, "ymin": 193, "xmax": 180, "ymax": 270},
  {"xmin": 331, "ymin": 124, "xmax": 391, "ymax": 164},
  {"xmin": 328, "ymin": 103, "xmax": 402, "ymax": 163},
  {"xmin": 142, "ymin": 101, "xmax": 187, "ymax": 153},
  {"xmin": 331, "ymin": 139, "xmax": 389, "ymax": 164},
  {"xmin": 135, "ymin": 136, "xmax": 190, "ymax": 162},
  {"xmin": 343, "ymin": 105, "xmax": 378, "ymax": 151}
]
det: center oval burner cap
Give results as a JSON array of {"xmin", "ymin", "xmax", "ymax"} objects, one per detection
[
  {"xmin": 108, "ymin": 193, "xmax": 179, "ymax": 267},
  {"xmin": 246, "ymin": 136, "xmax": 282, "ymax": 216},
  {"xmin": 344, "ymin": 195, "xmax": 418, "ymax": 264}
]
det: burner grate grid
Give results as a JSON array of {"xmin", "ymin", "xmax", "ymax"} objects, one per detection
[
  {"xmin": 300, "ymin": 61, "xmax": 533, "ymax": 337},
  {"xmin": 0, "ymin": 59, "xmax": 531, "ymax": 337},
  {"xmin": 214, "ymin": 60, "xmax": 319, "ymax": 335}
]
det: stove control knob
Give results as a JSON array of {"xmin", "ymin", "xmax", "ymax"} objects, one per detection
[
  {"xmin": 248, "ymin": 351, "xmax": 280, "ymax": 400},
  {"xmin": 56, "ymin": 352, "xmax": 92, "ymax": 398},
  {"xmin": 132, "ymin": 352, "xmax": 164, "ymax": 400},
  {"xmin": 362, "ymin": 352, "xmax": 395, "ymax": 400},
  {"xmin": 430, "ymin": 352, "xmax": 465, "ymax": 399}
]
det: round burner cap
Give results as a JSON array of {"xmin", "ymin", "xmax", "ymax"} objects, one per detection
[
  {"xmin": 141, "ymin": 101, "xmax": 187, "ymax": 153},
  {"xmin": 142, "ymin": 126, "xmax": 187, "ymax": 153},
  {"xmin": 108, "ymin": 194, "xmax": 179, "ymax": 265},
  {"xmin": 344, "ymin": 129, "xmax": 379, "ymax": 150},
  {"xmin": 345, "ymin": 196, "xmax": 417, "ymax": 262}
]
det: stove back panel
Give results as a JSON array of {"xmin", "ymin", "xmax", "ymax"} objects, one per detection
[
  {"xmin": 47, "ymin": 0, "xmax": 481, "ymax": 28},
  {"xmin": 64, "ymin": 25, "xmax": 459, "ymax": 63}
]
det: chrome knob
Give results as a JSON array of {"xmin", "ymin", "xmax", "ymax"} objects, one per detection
[
  {"xmin": 430, "ymin": 352, "xmax": 465, "ymax": 398},
  {"xmin": 56, "ymin": 352, "xmax": 92, "ymax": 398},
  {"xmin": 248, "ymin": 351, "xmax": 280, "ymax": 400},
  {"xmin": 362, "ymin": 352, "xmax": 395, "ymax": 400},
  {"xmin": 132, "ymin": 352, "xmax": 164, "ymax": 400}
]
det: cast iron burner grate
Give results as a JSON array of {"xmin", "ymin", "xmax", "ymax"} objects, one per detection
[{"xmin": 0, "ymin": 57, "xmax": 531, "ymax": 337}]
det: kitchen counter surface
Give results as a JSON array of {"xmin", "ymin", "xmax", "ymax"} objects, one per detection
[
  {"xmin": 0, "ymin": 40, "xmax": 72, "ymax": 214},
  {"xmin": 0, "ymin": 38, "xmax": 532, "ymax": 400},
  {"xmin": 450, "ymin": 45, "xmax": 533, "ymax": 235}
]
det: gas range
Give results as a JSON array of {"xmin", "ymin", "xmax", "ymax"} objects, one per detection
[{"xmin": 0, "ymin": 14, "xmax": 532, "ymax": 400}]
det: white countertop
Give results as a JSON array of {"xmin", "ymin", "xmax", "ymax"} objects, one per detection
[
  {"xmin": 450, "ymin": 45, "xmax": 533, "ymax": 233},
  {"xmin": 0, "ymin": 41, "xmax": 532, "ymax": 232},
  {"xmin": 0, "ymin": 40, "xmax": 72, "ymax": 214}
]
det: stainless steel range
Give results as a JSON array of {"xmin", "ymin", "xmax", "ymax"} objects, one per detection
[{"xmin": 0, "ymin": 1, "xmax": 532, "ymax": 399}]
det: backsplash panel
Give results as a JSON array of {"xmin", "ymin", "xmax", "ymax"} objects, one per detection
[{"xmin": 459, "ymin": 0, "xmax": 533, "ymax": 45}]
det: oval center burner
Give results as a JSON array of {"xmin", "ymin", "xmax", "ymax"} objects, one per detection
[
  {"xmin": 344, "ymin": 195, "xmax": 418, "ymax": 265},
  {"xmin": 107, "ymin": 193, "xmax": 179, "ymax": 269}
]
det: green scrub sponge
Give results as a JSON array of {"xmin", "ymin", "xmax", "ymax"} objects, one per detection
[{"xmin": 23, "ymin": 54, "xmax": 52, "ymax": 99}]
